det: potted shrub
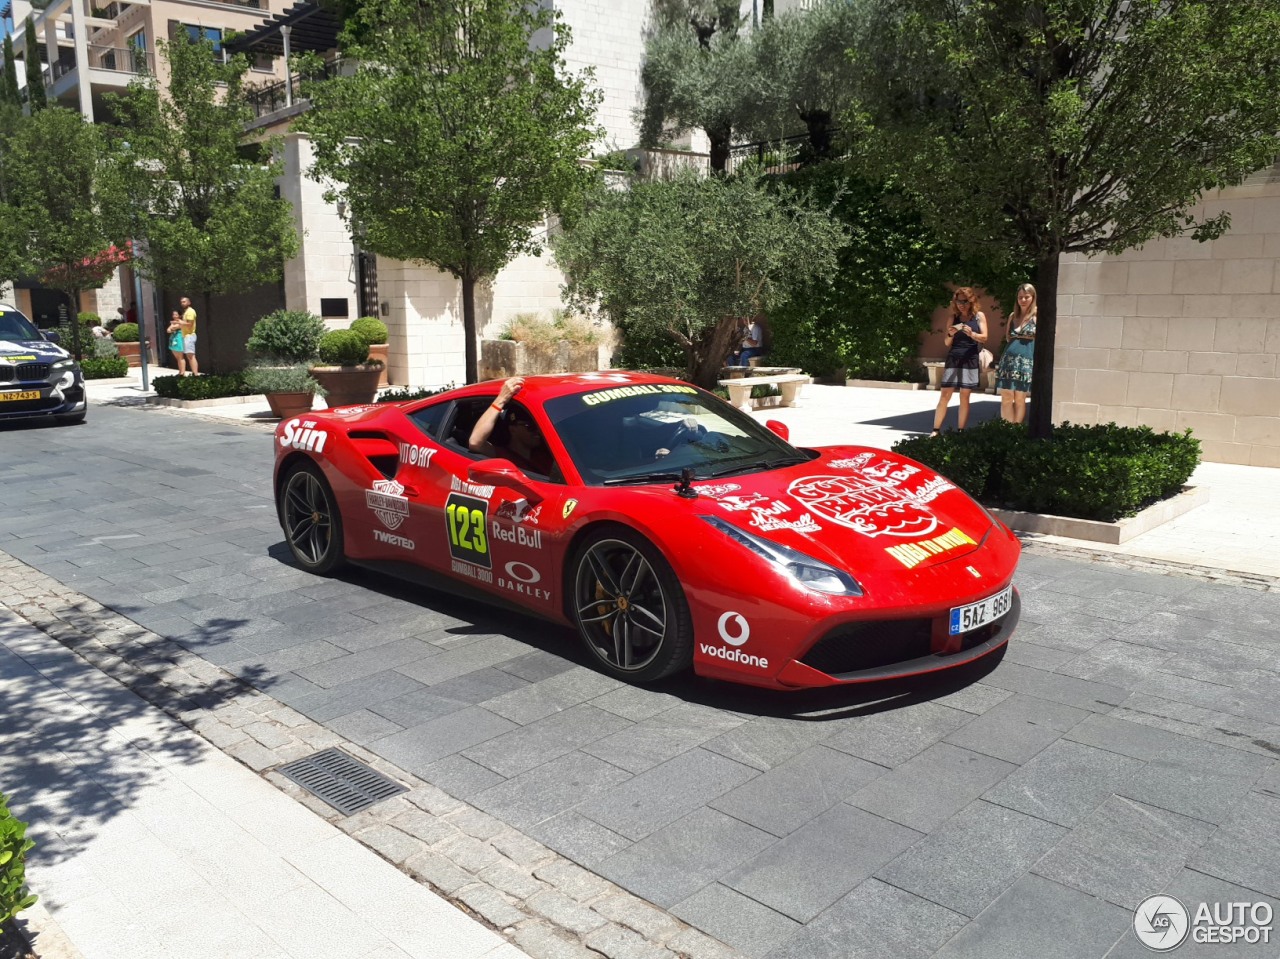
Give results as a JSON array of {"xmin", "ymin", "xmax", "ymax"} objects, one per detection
[
  {"xmin": 243, "ymin": 363, "xmax": 328, "ymax": 418},
  {"xmin": 310, "ymin": 329, "xmax": 382, "ymax": 407},
  {"xmin": 350, "ymin": 316, "xmax": 390, "ymax": 387},
  {"xmin": 111, "ymin": 322, "xmax": 142, "ymax": 366},
  {"xmin": 246, "ymin": 309, "xmax": 328, "ymax": 364}
]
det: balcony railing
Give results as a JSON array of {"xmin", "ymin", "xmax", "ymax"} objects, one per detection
[
  {"xmin": 245, "ymin": 58, "xmax": 347, "ymax": 120},
  {"xmin": 88, "ymin": 44, "xmax": 153, "ymax": 74}
]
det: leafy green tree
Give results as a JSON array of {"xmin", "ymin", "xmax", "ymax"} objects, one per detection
[
  {"xmin": 745, "ymin": 1, "xmax": 860, "ymax": 158},
  {"xmin": 554, "ymin": 170, "xmax": 848, "ymax": 387},
  {"xmin": 0, "ymin": 108, "xmax": 128, "ymax": 360},
  {"xmin": 301, "ymin": 0, "xmax": 602, "ymax": 384},
  {"xmin": 23, "ymin": 17, "xmax": 45, "ymax": 111},
  {"xmin": 640, "ymin": 2, "xmax": 754, "ymax": 172},
  {"xmin": 109, "ymin": 37, "xmax": 299, "ymax": 372},
  {"xmin": 1, "ymin": 37, "xmax": 21, "ymax": 107},
  {"xmin": 847, "ymin": 0, "xmax": 1280, "ymax": 438}
]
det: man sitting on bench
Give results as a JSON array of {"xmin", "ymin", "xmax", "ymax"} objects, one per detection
[{"xmin": 729, "ymin": 316, "xmax": 766, "ymax": 368}]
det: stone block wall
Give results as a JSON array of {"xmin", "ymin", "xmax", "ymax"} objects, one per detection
[{"xmin": 1053, "ymin": 169, "xmax": 1280, "ymax": 467}]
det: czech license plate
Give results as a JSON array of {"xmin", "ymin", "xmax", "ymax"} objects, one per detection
[
  {"xmin": 0, "ymin": 390, "xmax": 41, "ymax": 402},
  {"xmin": 949, "ymin": 586, "xmax": 1013, "ymax": 635}
]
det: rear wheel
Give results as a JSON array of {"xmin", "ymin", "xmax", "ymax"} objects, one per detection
[
  {"xmin": 570, "ymin": 527, "xmax": 693, "ymax": 683},
  {"xmin": 278, "ymin": 461, "xmax": 346, "ymax": 575}
]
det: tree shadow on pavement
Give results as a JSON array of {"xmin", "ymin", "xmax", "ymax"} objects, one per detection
[{"xmin": 858, "ymin": 394, "xmax": 1010, "ymax": 436}]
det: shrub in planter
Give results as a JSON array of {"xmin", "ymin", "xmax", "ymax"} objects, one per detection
[
  {"xmin": 110, "ymin": 322, "xmax": 139, "ymax": 343},
  {"xmin": 243, "ymin": 363, "xmax": 328, "ymax": 396},
  {"xmin": 349, "ymin": 316, "xmax": 388, "ymax": 347},
  {"xmin": 90, "ymin": 336, "xmax": 119, "ymax": 359},
  {"xmin": 246, "ymin": 309, "xmax": 327, "ymax": 364},
  {"xmin": 77, "ymin": 311, "xmax": 102, "ymax": 329},
  {"xmin": 376, "ymin": 384, "xmax": 451, "ymax": 403},
  {"xmin": 350, "ymin": 316, "xmax": 391, "ymax": 387},
  {"xmin": 316, "ymin": 329, "xmax": 373, "ymax": 367},
  {"xmin": 1, "ymin": 790, "xmax": 37, "ymax": 933},
  {"xmin": 153, "ymin": 372, "xmax": 253, "ymax": 401},
  {"xmin": 892, "ymin": 420, "xmax": 1201, "ymax": 522},
  {"xmin": 80, "ymin": 357, "xmax": 130, "ymax": 379}
]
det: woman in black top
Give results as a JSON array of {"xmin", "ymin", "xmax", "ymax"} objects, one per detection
[{"xmin": 931, "ymin": 287, "xmax": 989, "ymax": 436}]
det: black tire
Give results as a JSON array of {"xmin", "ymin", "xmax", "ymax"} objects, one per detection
[
  {"xmin": 278, "ymin": 460, "xmax": 346, "ymax": 575},
  {"xmin": 569, "ymin": 526, "xmax": 693, "ymax": 683},
  {"xmin": 55, "ymin": 412, "xmax": 86, "ymax": 426}
]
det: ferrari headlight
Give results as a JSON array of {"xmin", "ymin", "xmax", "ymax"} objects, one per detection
[{"xmin": 701, "ymin": 516, "xmax": 863, "ymax": 596}]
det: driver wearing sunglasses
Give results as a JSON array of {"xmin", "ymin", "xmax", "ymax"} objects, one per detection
[{"xmin": 469, "ymin": 376, "xmax": 556, "ymax": 476}]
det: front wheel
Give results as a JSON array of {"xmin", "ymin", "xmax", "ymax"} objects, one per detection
[
  {"xmin": 278, "ymin": 461, "xmax": 346, "ymax": 575},
  {"xmin": 570, "ymin": 528, "xmax": 693, "ymax": 683}
]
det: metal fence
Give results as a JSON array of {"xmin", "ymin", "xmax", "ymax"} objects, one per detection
[{"xmin": 245, "ymin": 58, "xmax": 348, "ymax": 120}]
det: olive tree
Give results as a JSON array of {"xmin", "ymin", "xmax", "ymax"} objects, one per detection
[{"xmin": 554, "ymin": 171, "xmax": 848, "ymax": 387}]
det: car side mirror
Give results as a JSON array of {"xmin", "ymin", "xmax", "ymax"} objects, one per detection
[
  {"xmin": 469, "ymin": 459, "xmax": 544, "ymax": 503},
  {"xmin": 765, "ymin": 419, "xmax": 789, "ymax": 441},
  {"xmin": 44, "ymin": 330, "xmax": 61, "ymax": 344}
]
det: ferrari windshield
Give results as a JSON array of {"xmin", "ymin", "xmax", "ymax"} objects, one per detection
[
  {"xmin": 0, "ymin": 309, "xmax": 42, "ymax": 343},
  {"xmin": 545, "ymin": 383, "xmax": 812, "ymax": 486}
]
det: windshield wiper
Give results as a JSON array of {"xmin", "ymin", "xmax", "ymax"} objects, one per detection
[
  {"xmin": 706, "ymin": 454, "xmax": 809, "ymax": 478},
  {"xmin": 602, "ymin": 470, "xmax": 690, "ymax": 486}
]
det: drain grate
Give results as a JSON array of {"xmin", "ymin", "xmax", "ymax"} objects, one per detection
[{"xmin": 277, "ymin": 748, "xmax": 408, "ymax": 815}]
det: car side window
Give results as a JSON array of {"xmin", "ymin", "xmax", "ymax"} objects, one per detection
[{"xmin": 408, "ymin": 402, "xmax": 448, "ymax": 439}]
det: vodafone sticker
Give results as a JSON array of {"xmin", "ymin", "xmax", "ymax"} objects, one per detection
[{"xmin": 717, "ymin": 612, "xmax": 750, "ymax": 647}]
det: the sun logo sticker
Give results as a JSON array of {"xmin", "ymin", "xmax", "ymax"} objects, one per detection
[{"xmin": 562, "ymin": 499, "xmax": 578, "ymax": 520}]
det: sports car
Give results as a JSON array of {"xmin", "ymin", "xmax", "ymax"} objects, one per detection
[
  {"xmin": 273, "ymin": 372, "xmax": 1020, "ymax": 690},
  {"xmin": 0, "ymin": 305, "xmax": 87, "ymax": 426}
]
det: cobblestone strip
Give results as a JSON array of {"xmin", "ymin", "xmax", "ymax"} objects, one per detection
[
  {"xmin": 1018, "ymin": 536, "xmax": 1280, "ymax": 592},
  {"xmin": 0, "ymin": 550, "xmax": 744, "ymax": 959}
]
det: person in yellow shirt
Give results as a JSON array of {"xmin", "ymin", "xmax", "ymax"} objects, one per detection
[{"xmin": 179, "ymin": 296, "xmax": 199, "ymax": 376}]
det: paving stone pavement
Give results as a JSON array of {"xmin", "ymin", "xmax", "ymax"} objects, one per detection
[{"xmin": 3, "ymin": 402, "xmax": 1280, "ymax": 958}]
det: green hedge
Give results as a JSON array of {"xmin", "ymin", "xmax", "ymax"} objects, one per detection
[
  {"xmin": 1, "ymin": 790, "xmax": 37, "ymax": 932},
  {"xmin": 317, "ymin": 329, "xmax": 371, "ymax": 367},
  {"xmin": 153, "ymin": 373, "xmax": 254, "ymax": 401},
  {"xmin": 80, "ymin": 357, "xmax": 130, "ymax": 379},
  {"xmin": 892, "ymin": 420, "xmax": 1201, "ymax": 522},
  {"xmin": 110, "ymin": 322, "xmax": 140, "ymax": 343},
  {"xmin": 767, "ymin": 161, "xmax": 1029, "ymax": 381}
]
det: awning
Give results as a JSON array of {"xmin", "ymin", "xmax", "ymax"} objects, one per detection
[{"xmin": 225, "ymin": 0, "xmax": 340, "ymax": 57}]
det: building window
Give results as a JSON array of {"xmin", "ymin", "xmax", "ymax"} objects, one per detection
[
  {"xmin": 183, "ymin": 25, "xmax": 223, "ymax": 56},
  {"xmin": 128, "ymin": 28, "xmax": 147, "ymax": 52}
]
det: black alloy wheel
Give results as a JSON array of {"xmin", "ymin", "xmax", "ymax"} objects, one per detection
[
  {"xmin": 279, "ymin": 461, "xmax": 346, "ymax": 575},
  {"xmin": 570, "ymin": 527, "xmax": 693, "ymax": 682}
]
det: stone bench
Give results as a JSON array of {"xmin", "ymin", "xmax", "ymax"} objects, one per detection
[
  {"xmin": 719, "ymin": 365, "xmax": 802, "ymax": 380},
  {"xmin": 717, "ymin": 372, "xmax": 810, "ymax": 411}
]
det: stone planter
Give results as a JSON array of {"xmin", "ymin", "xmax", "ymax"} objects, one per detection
[
  {"xmin": 310, "ymin": 365, "xmax": 382, "ymax": 408},
  {"xmin": 115, "ymin": 341, "xmax": 142, "ymax": 367},
  {"xmin": 367, "ymin": 344, "xmax": 390, "ymax": 387},
  {"xmin": 479, "ymin": 339, "xmax": 603, "ymax": 380},
  {"xmin": 264, "ymin": 391, "xmax": 316, "ymax": 419}
]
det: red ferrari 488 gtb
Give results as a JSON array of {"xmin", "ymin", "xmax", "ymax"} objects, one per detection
[{"xmin": 273, "ymin": 372, "xmax": 1020, "ymax": 690}]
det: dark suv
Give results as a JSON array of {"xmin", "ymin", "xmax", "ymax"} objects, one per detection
[{"xmin": 0, "ymin": 305, "xmax": 87, "ymax": 425}]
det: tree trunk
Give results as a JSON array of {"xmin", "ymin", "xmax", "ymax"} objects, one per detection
[
  {"xmin": 690, "ymin": 315, "xmax": 742, "ymax": 389},
  {"xmin": 201, "ymin": 290, "xmax": 213, "ymax": 374},
  {"xmin": 1029, "ymin": 253, "xmax": 1060, "ymax": 440},
  {"xmin": 461, "ymin": 272, "xmax": 479, "ymax": 384},
  {"xmin": 707, "ymin": 123, "xmax": 731, "ymax": 175},
  {"xmin": 66, "ymin": 289, "xmax": 83, "ymax": 362}
]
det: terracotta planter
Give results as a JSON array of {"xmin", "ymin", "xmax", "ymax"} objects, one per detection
[
  {"xmin": 265, "ymin": 391, "xmax": 316, "ymax": 419},
  {"xmin": 310, "ymin": 365, "xmax": 382, "ymax": 408},
  {"xmin": 367, "ymin": 344, "xmax": 390, "ymax": 387},
  {"xmin": 116, "ymin": 341, "xmax": 142, "ymax": 367}
]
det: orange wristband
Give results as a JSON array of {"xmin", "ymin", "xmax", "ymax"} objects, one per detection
[{"xmin": 490, "ymin": 402, "xmax": 504, "ymax": 412}]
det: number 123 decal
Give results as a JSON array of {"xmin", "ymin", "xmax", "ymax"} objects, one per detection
[{"xmin": 445, "ymin": 493, "xmax": 490, "ymax": 568}]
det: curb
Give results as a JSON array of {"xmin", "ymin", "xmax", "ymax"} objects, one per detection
[{"xmin": 993, "ymin": 485, "xmax": 1210, "ymax": 546}]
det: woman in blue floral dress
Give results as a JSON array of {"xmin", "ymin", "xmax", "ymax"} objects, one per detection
[{"xmin": 996, "ymin": 283, "xmax": 1036, "ymax": 424}]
